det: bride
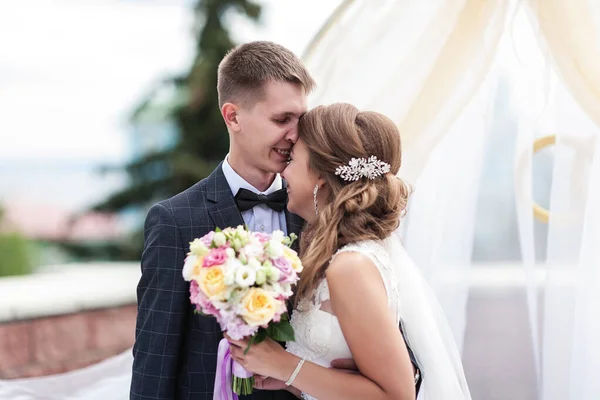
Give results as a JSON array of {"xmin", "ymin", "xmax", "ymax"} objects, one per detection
[{"xmin": 225, "ymin": 103, "xmax": 472, "ymax": 399}]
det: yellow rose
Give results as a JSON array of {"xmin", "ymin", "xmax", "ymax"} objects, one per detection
[
  {"xmin": 197, "ymin": 265, "xmax": 227, "ymax": 300},
  {"xmin": 240, "ymin": 288, "xmax": 282, "ymax": 327},
  {"xmin": 283, "ymin": 247, "xmax": 303, "ymax": 273}
]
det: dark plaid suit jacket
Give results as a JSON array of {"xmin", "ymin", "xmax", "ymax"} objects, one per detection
[{"xmin": 130, "ymin": 164, "xmax": 303, "ymax": 400}]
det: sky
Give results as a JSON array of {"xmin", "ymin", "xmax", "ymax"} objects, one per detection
[
  {"xmin": 0, "ymin": 0, "xmax": 342, "ymax": 209},
  {"xmin": 0, "ymin": 0, "xmax": 342, "ymax": 163}
]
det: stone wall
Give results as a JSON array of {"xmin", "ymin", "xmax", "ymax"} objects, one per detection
[{"xmin": 0, "ymin": 304, "xmax": 136, "ymax": 379}]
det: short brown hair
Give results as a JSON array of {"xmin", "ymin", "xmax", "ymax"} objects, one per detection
[
  {"xmin": 295, "ymin": 103, "xmax": 411, "ymax": 303},
  {"xmin": 217, "ymin": 41, "xmax": 316, "ymax": 108}
]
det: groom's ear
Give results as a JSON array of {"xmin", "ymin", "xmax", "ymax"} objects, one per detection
[{"xmin": 221, "ymin": 103, "xmax": 241, "ymax": 133}]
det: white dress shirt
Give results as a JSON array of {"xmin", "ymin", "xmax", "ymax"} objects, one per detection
[{"xmin": 222, "ymin": 155, "xmax": 287, "ymax": 235}]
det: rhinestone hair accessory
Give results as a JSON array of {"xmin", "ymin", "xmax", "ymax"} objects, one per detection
[{"xmin": 334, "ymin": 155, "xmax": 391, "ymax": 181}]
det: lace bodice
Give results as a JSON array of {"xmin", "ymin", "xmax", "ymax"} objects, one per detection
[{"xmin": 285, "ymin": 240, "xmax": 401, "ymax": 400}]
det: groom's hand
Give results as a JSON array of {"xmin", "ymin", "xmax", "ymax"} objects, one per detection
[
  {"xmin": 254, "ymin": 375, "xmax": 302, "ymax": 397},
  {"xmin": 330, "ymin": 358, "xmax": 359, "ymax": 373},
  {"xmin": 254, "ymin": 375, "xmax": 287, "ymax": 390}
]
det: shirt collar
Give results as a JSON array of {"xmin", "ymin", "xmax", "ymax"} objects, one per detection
[{"xmin": 222, "ymin": 154, "xmax": 283, "ymax": 196}]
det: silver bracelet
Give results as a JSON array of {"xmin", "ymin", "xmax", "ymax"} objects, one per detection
[{"xmin": 285, "ymin": 357, "xmax": 306, "ymax": 386}]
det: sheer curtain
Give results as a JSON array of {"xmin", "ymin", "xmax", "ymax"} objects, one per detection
[
  {"xmin": 307, "ymin": 2, "xmax": 600, "ymax": 399},
  {"xmin": 303, "ymin": 0, "xmax": 508, "ymax": 186},
  {"xmin": 510, "ymin": 1, "xmax": 600, "ymax": 399}
]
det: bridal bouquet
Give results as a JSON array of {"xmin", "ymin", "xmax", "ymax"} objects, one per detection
[{"xmin": 182, "ymin": 226, "xmax": 302, "ymax": 398}]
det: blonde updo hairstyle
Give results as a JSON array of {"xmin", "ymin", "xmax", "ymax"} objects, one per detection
[{"xmin": 296, "ymin": 103, "xmax": 411, "ymax": 302}]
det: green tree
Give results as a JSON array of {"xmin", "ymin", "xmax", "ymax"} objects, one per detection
[
  {"xmin": 0, "ymin": 204, "xmax": 35, "ymax": 277},
  {"xmin": 89, "ymin": 0, "xmax": 262, "ymax": 259}
]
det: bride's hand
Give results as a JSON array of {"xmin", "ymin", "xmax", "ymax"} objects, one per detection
[{"xmin": 226, "ymin": 335, "xmax": 295, "ymax": 381}]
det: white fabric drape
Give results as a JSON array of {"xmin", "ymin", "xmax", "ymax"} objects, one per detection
[
  {"xmin": 526, "ymin": 0, "xmax": 600, "ymax": 128},
  {"xmin": 399, "ymin": 84, "xmax": 490, "ymax": 353},
  {"xmin": 302, "ymin": 0, "xmax": 509, "ymax": 353},
  {"xmin": 514, "ymin": 77, "xmax": 600, "ymax": 400},
  {"xmin": 0, "ymin": 350, "xmax": 132, "ymax": 400},
  {"xmin": 307, "ymin": 2, "xmax": 600, "ymax": 399},
  {"xmin": 303, "ymin": 0, "xmax": 508, "ymax": 186},
  {"xmin": 512, "ymin": 1, "xmax": 600, "ymax": 399}
]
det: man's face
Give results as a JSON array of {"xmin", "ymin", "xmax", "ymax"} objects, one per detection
[{"xmin": 235, "ymin": 80, "xmax": 307, "ymax": 174}]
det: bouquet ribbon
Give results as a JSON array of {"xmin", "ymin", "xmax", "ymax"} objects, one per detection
[{"xmin": 214, "ymin": 338, "xmax": 253, "ymax": 400}]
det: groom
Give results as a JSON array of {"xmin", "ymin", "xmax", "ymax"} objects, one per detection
[{"xmin": 130, "ymin": 41, "xmax": 314, "ymax": 400}]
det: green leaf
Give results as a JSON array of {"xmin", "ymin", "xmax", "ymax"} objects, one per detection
[
  {"xmin": 244, "ymin": 329, "xmax": 267, "ymax": 354},
  {"xmin": 193, "ymin": 308, "xmax": 210, "ymax": 317},
  {"xmin": 253, "ymin": 329, "xmax": 268, "ymax": 344},
  {"xmin": 267, "ymin": 320, "xmax": 295, "ymax": 342}
]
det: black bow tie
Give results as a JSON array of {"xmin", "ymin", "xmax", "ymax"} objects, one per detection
[{"xmin": 234, "ymin": 188, "xmax": 287, "ymax": 212}]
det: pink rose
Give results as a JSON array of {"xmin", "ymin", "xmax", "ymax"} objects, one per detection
[
  {"xmin": 190, "ymin": 280, "xmax": 220, "ymax": 318},
  {"xmin": 200, "ymin": 231, "xmax": 214, "ymax": 247},
  {"xmin": 220, "ymin": 311, "xmax": 259, "ymax": 340},
  {"xmin": 203, "ymin": 247, "xmax": 227, "ymax": 267},
  {"xmin": 272, "ymin": 301, "xmax": 288, "ymax": 323},
  {"xmin": 252, "ymin": 232, "xmax": 270, "ymax": 244},
  {"xmin": 272, "ymin": 257, "xmax": 295, "ymax": 283}
]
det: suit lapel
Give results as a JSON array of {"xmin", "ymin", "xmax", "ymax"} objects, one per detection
[
  {"xmin": 285, "ymin": 209, "xmax": 304, "ymax": 238},
  {"xmin": 206, "ymin": 163, "xmax": 245, "ymax": 230}
]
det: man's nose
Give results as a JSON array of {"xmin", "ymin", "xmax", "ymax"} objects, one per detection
[{"xmin": 285, "ymin": 125, "xmax": 299, "ymax": 144}]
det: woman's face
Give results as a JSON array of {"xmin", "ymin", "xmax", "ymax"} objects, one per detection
[{"xmin": 281, "ymin": 139, "xmax": 320, "ymax": 222}]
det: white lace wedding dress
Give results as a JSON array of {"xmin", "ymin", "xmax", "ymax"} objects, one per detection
[
  {"xmin": 285, "ymin": 238, "xmax": 472, "ymax": 400},
  {"xmin": 286, "ymin": 241, "xmax": 399, "ymax": 370}
]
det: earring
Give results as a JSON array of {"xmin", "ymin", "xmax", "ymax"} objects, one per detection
[{"xmin": 313, "ymin": 184, "xmax": 319, "ymax": 217}]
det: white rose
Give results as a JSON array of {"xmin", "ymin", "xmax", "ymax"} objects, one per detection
[
  {"xmin": 248, "ymin": 257, "xmax": 262, "ymax": 270},
  {"xmin": 266, "ymin": 282, "xmax": 283, "ymax": 296},
  {"xmin": 225, "ymin": 258, "xmax": 242, "ymax": 285},
  {"xmin": 224, "ymin": 268, "xmax": 235, "ymax": 286},
  {"xmin": 182, "ymin": 255, "xmax": 198, "ymax": 281},
  {"xmin": 235, "ymin": 265, "xmax": 257, "ymax": 287},
  {"xmin": 189, "ymin": 239, "xmax": 209, "ymax": 256},
  {"xmin": 213, "ymin": 232, "xmax": 226, "ymax": 247},
  {"xmin": 271, "ymin": 230, "xmax": 285, "ymax": 243},
  {"xmin": 279, "ymin": 282, "xmax": 293, "ymax": 298},
  {"xmin": 267, "ymin": 266, "xmax": 281, "ymax": 282},
  {"xmin": 244, "ymin": 243, "xmax": 263, "ymax": 259},
  {"xmin": 225, "ymin": 248, "xmax": 236, "ymax": 258},
  {"xmin": 266, "ymin": 241, "xmax": 284, "ymax": 259}
]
